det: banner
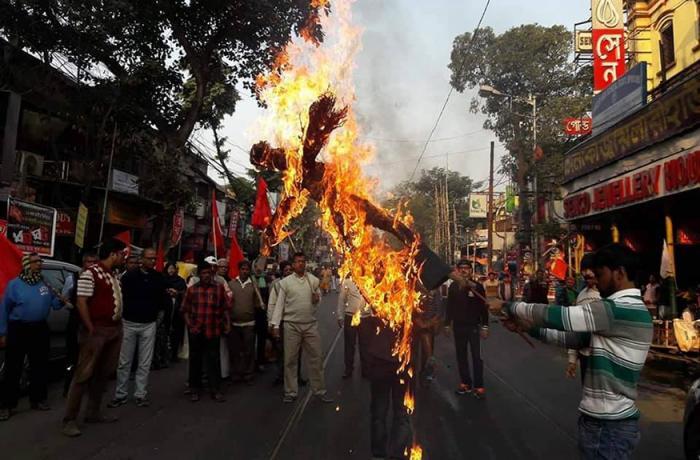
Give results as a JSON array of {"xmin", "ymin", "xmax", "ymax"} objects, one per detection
[
  {"xmin": 592, "ymin": 0, "xmax": 625, "ymax": 92},
  {"xmin": 75, "ymin": 203, "xmax": 88, "ymax": 249},
  {"xmin": 170, "ymin": 208, "xmax": 184, "ymax": 248},
  {"xmin": 228, "ymin": 210, "xmax": 239, "ymax": 239},
  {"xmin": 56, "ymin": 211, "xmax": 75, "ymax": 236},
  {"xmin": 7, "ymin": 197, "xmax": 57, "ymax": 257},
  {"xmin": 468, "ymin": 194, "xmax": 488, "ymax": 218}
]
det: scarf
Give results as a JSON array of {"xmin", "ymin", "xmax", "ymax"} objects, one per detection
[{"xmin": 19, "ymin": 254, "xmax": 43, "ymax": 285}]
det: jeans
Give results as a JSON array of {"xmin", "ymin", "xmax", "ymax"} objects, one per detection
[
  {"xmin": 343, "ymin": 314, "xmax": 360, "ymax": 373},
  {"xmin": 578, "ymin": 415, "xmax": 641, "ymax": 460},
  {"xmin": 453, "ymin": 324, "xmax": 483, "ymax": 387},
  {"xmin": 227, "ymin": 325, "xmax": 256, "ymax": 381},
  {"xmin": 115, "ymin": 320, "xmax": 157, "ymax": 400},
  {"xmin": 1, "ymin": 321, "xmax": 49, "ymax": 409},
  {"xmin": 370, "ymin": 378, "xmax": 412, "ymax": 459},
  {"xmin": 64, "ymin": 325, "xmax": 122, "ymax": 421},
  {"xmin": 188, "ymin": 332, "xmax": 221, "ymax": 392}
]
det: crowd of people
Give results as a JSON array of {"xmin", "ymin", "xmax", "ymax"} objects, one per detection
[{"xmin": 0, "ymin": 238, "xmax": 654, "ymax": 460}]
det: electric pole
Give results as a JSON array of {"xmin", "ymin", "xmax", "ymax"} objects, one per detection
[{"xmin": 487, "ymin": 141, "xmax": 494, "ymax": 272}]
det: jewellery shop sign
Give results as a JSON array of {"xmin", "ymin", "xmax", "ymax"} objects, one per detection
[{"xmin": 563, "ymin": 147, "xmax": 700, "ymax": 220}]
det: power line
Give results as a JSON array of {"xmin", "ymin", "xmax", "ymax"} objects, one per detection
[
  {"xmin": 365, "ymin": 128, "xmax": 485, "ymax": 144},
  {"xmin": 364, "ymin": 146, "xmax": 491, "ymax": 168},
  {"xmin": 407, "ymin": 0, "xmax": 492, "ymax": 182}
]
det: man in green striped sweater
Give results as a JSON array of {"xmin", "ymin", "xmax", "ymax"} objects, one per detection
[{"xmin": 495, "ymin": 243, "xmax": 652, "ymax": 459}]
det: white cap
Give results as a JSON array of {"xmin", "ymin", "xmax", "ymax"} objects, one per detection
[{"xmin": 204, "ymin": 256, "xmax": 218, "ymax": 265}]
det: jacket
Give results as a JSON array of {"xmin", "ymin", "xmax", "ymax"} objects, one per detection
[{"xmin": 446, "ymin": 281, "xmax": 488, "ymax": 328}]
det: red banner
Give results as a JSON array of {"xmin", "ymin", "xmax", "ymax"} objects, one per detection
[
  {"xmin": 228, "ymin": 210, "xmax": 239, "ymax": 238},
  {"xmin": 563, "ymin": 117, "xmax": 592, "ymax": 135},
  {"xmin": 56, "ymin": 211, "xmax": 75, "ymax": 236},
  {"xmin": 593, "ymin": 29, "xmax": 625, "ymax": 92},
  {"xmin": 170, "ymin": 208, "xmax": 184, "ymax": 248}
]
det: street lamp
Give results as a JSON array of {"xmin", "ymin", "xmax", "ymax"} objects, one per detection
[{"xmin": 478, "ymin": 84, "xmax": 539, "ymax": 269}]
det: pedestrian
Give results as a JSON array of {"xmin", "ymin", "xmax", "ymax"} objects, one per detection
[
  {"xmin": 412, "ymin": 285, "xmax": 443, "ymax": 386},
  {"xmin": 498, "ymin": 272, "xmax": 515, "ymax": 302},
  {"xmin": 227, "ymin": 260, "xmax": 263, "ymax": 385},
  {"xmin": 446, "ymin": 260, "xmax": 489, "ymax": 398},
  {"xmin": 164, "ymin": 263, "xmax": 187, "ymax": 362},
  {"xmin": 643, "ymin": 274, "xmax": 661, "ymax": 318},
  {"xmin": 64, "ymin": 252, "xmax": 99, "ymax": 397},
  {"xmin": 524, "ymin": 268, "xmax": 549, "ymax": 304},
  {"xmin": 498, "ymin": 243, "xmax": 652, "ymax": 459},
  {"xmin": 108, "ymin": 248, "xmax": 168, "ymax": 408},
  {"xmin": 319, "ymin": 265, "xmax": 332, "ymax": 295},
  {"xmin": 336, "ymin": 276, "xmax": 369, "ymax": 379},
  {"xmin": 252, "ymin": 263, "xmax": 270, "ymax": 371},
  {"xmin": 565, "ymin": 255, "xmax": 601, "ymax": 382},
  {"xmin": 120, "ymin": 255, "xmax": 139, "ymax": 280},
  {"xmin": 62, "ymin": 239, "xmax": 127, "ymax": 437},
  {"xmin": 268, "ymin": 261, "xmax": 305, "ymax": 386},
  {"xmin": 558, "ymin": 276, "xmax": 578, "ymax": 307},
  {"xmin": 216, "ymin": 258, "xmax": 230, "ymax": 283},
  {"xmin": 270, "ymin": 252, "xmax": 333, "ymax": 403},
  {"xmin": 358, "ymin": 314, "xmax": 412, "ymax": 460},
  {"xmin": 182, "ymin": 262, "xmax": 231, "ymax": 402},
  {"xmin": 0, "ymin": 253, "xmax": 66, "ymax": 421},
  {"xmin": 483, "ymin": 271, "xmax": 499, "ymax": 300}
]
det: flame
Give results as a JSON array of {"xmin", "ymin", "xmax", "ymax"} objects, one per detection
[
  {"xmin": 403, "ymin": 387, "xmax": 415, "ymax": 415},
  {"xmin": 350, "ymin": 309, "xmax": 362, "ymax": 327},
  {"xmin": 409, "ymin": 445, "xmax": 423, "ymax": 460},
  {"xmin": 254, "ymin": 0, "xmax": 422, "ymax": 372}
]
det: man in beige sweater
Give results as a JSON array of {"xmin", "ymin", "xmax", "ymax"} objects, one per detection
[
  {"xmin": 271, "ymin": 252, "xmax": 333, "ymax": 403},
  {"xmin": 227, "ymin": 260, "xmax": 262, "ymax": 384}
]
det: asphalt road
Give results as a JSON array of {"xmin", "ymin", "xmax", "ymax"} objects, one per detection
[{"xmin": 0, "ymin": 292, "xmax": 686, "ymax": 459}]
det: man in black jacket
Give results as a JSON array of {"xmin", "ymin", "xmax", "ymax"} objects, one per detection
[
  {"xmin": 108, "ymin": 248, "xmax": 168, "ymax": 408},
  {"xmin": 446, "ymin": 260, "xmax": 489, "ymax": 398}
]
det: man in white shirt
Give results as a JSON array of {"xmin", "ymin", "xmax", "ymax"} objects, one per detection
[
  {"xmin": 271, "ymin": 252, "xmax": 333, "ymax": 404},
  {"xmin": 337, "ymin": 276, "xmax": 369, "ymax": 379}
]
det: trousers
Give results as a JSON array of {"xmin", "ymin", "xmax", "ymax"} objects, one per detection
[
  {"xmin": 343, "ymin": 314, "xmax": 360, "ymax": 373},
  {"xmin": 114, "ymin": 320, "xmax": 157, "ymax": 399},
  {"xmin": 227, "ymin": 325, "xmax": 256, "ymax": 381},
  {"xmin": 1, "ymin": 321, "xmax": 50, "ymax": 409},
  {"xmin": 370, "ymin": 377, "xmax": 412, "ymax": 459},
  {"xmin": 188, "ymin": 332, "xmax": 221, "ymax": 392},
  {"xmin": 453, "ymin": 324, "xmax": 483, "ymax": 387},
  {"xmin": 283, "ymin": 321, "xmax": 325, "ymax": 397}
]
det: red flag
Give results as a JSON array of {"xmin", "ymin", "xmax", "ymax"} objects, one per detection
[
  {"xmin": 114, "ymin": 230, "xmax": 131, "ymax": 257},
  {"xmin": 0, "ymin": 233, "xmax": 23, "ymax": 300},
  {"xmin": 251, "ymin": 177, "xmax": 272, "ymax": 230},
  {"xmin": 550, "ymin": 257, "xmax": 569, "ymax": 281},
  {"xmin": 228, "ymin": 232, "xmax": 245, "ymax": 280},
  {"xmin": 155, "ymin": 240, "xmax": 166, "ymax": 272},
  {"xmin": 211, "ymin": 190, "xmax": 225, "ymax": 259}
]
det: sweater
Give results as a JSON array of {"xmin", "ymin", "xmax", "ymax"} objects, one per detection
[
  {"xmin": 337, "ymin": 278, "xmax": 370, "ymax": 318},
  {"xmin": 446, "ymin": 281, "xmax": 488, "ymax": 328},
  {"xmin": 507, "ymin": 288, "xmax": 652, "ymax": 420},
  {"xmin": 228, "ymin": 277, "xmax": 262, "ymax": 325},
  {"xmin": 271, "ymin": 273, "xmax": 321, "ymax": 326},
  {"xmin": 0, "ymin": 278, "xmax": 62, "ymax": 335}
]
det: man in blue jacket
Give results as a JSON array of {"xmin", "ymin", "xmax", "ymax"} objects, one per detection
[{"xmin": 0, "ymin": 253, "xmax": 65, "ymax": 421}]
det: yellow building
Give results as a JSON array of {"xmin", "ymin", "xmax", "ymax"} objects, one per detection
[{"xmin": 627, "ymin": 0, "xmax": 700, "ymax": 91}]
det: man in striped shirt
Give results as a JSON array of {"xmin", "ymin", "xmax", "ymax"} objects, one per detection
[{"xmin": 495, "ymin": 243, "xmax": 652, "ymax": 460}]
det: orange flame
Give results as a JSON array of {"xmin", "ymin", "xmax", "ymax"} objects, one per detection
[
  {"xmin": 409, "ymin": 445, "xmax": 423, "ymax": 460},
  {"xmin": 403, "ymin": 387, "xmax": 415, "ymax": 415}
]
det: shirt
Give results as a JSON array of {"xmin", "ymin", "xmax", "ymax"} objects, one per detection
[
  {"xmin": 76, "ymin": 263, "xmax": 123, "ymax": 327},
  {"xmin": 337, "ymin": 278, "xmax": 369, "ymax": 318},
  {"xmin": 271, "ymin": 273, "xmax": 321, "ymax": 327},
  {"xmin": 568, "ymin": 286, "xmax": 602, "ymax": 361},
  {"xmin": 0, "ymin": 278, "xmax": 62, "ymax": 335},
  {"xmin": 507, "ymin": 288, "xmax": 652, "ymax": 420},
  {"xmin": 182, "ymin": 281, "xmax": 230, "ymax": 339},
  {"xmin": 121, "ymin": 268, "xmax": 168, "ymax": 323},
  {"xmin": 267, "ymin": 277, "xmax": 284, "ymax": 324},
  {"xmin": 483, "ymin": 279, "xmax": 499, "ymax": 299}
]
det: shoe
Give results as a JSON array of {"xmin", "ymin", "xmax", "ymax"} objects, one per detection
[
  {"xmin": 283, "ymin": 394, "xmax": 297, "ymax": 403},
  {"xmin": 0, "ymin": 408, "xmax": 10, "ymax": 421},
  {"xmin": 314, "ymin": 394, "xmax": 334, "ymax": 404},
  {"xmin": 456, "ymin": 383, "xmax": 472, "ymax": 395},
  {"xmin": 211, "ymin": 392, "xmax": 226, "ymax": 403},
  {"xmin": 62, "ymin": 420, "xmax": 82, "ymax": 437},
  {"xmin": 190, "ymin": 392, "xmax": 200, "ymax": 402},
  {"xmin": 107, "ymin": 397, "xmax": 128, "ymax": 408},
  {"xmin": 31, "ymin": 401, "xmax": 51, "ymax": 411},
  {"xmin": 342, "ymin": 369, "xmax": 352, "ymax": 379},
  {"xmin": 84, "ymin": 414, "xmax": 118, "ymax": 423},
  {"xmin": 473, "ymin": 387, "xmax": 486, "ymax": 399},
  {"xmin": 135, "ymin": 397, "xmax": 150, "ymax": 407}
]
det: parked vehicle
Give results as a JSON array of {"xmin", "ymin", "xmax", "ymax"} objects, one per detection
[
  {"xmin": 0, "ymin": 259, "xmax": 80, "ymax": 389},
  {"xmin": 685, "ymin": 377, "xmax": 700, "ymax": 459}
]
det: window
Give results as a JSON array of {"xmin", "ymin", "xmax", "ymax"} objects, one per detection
[{"xmin": 660, "ymin": 21, "xmax": 675, "ymax": 70}]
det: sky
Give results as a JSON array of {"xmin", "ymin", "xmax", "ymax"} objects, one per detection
[{"xmin": 198, "ymin": 0, "xmax": 591, "ymax": 194}]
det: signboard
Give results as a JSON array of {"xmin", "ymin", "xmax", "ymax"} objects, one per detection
[
  {"xmin": 228, "ymin": 211, "xmax": 239, "ymax": 238},
  {"xmin": 563, "ymin": 77, "xmax": 700, "ymax": 182},
  {"xmin": 468, "ymin": 193, "xmax": 488, "ymax": 218},
  {"xmin": 575, "ymin": 30, "xmax": 592, "ymax": 53},
  {"xmin": 592, "ymin": 0, "xmax": 625, "ymax": 92},
  {"xmin": 564, "ymin": 117, "xmax": 593, "ymax": 135},
  {"xmin": 7, "ymin": 197, "xmax": 57, "ymax": 256},
  {"xmin": 563, "ymin": 147, "xmax": 700, "ymax": 220},
  {"xmin": 106, "ymin": 199, "xmax": 147, "ymax": 227},
  {"xmin": 170, "ymin": 208, "xmax": 184, "ymax": 248},
  {"xmin": 0, "ymin": 218, "xmax": 6, "ymax": 236},
  {"xmin": 278, "ymin": 241, "xmax": 290, "ymax": 262},
  {"xmin": 592, "ymin": 63, "xmax": 647, "ymax": 135},
  {"xmin": 56, "ymin": 211, "xmax": 75, "ymax": 236},
  {"xmin": 75, "ymin": 203, "xmax": 88, "ymax": 249},
  {"xmin": 111, "ymin": 169, "xmax": 139, "ymax": 195}
]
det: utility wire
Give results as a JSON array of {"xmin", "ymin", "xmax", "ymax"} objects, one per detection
[{"xmin": 407, "ymin": 0, "xmax": 492, "ymax": 182}]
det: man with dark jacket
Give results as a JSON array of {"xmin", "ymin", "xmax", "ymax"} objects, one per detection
[
  {"xmin": 108, "ymin": 248, "xmax": 168, "ymax": 408},
  {"xmin": 446, "ymin": 260, "xmax": 489, "ymax": 398}
]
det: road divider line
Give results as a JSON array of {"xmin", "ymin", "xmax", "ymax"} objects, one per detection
[{"xmin": 268, "ymin": 327, "xmax": 343, "ymax": 460}]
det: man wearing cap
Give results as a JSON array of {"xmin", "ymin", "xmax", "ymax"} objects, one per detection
[{"xmin": 446, "ymin": 260, "xmax": 489, "ymax": 398}]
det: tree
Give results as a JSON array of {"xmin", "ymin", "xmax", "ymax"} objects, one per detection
[
  {"xmin": 0, "ymin": 0, "xmax": 328, "ymax": 206},
  {"xmin": 449, "ymin": 24, "xmax": 592, "ymax": 246}
]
